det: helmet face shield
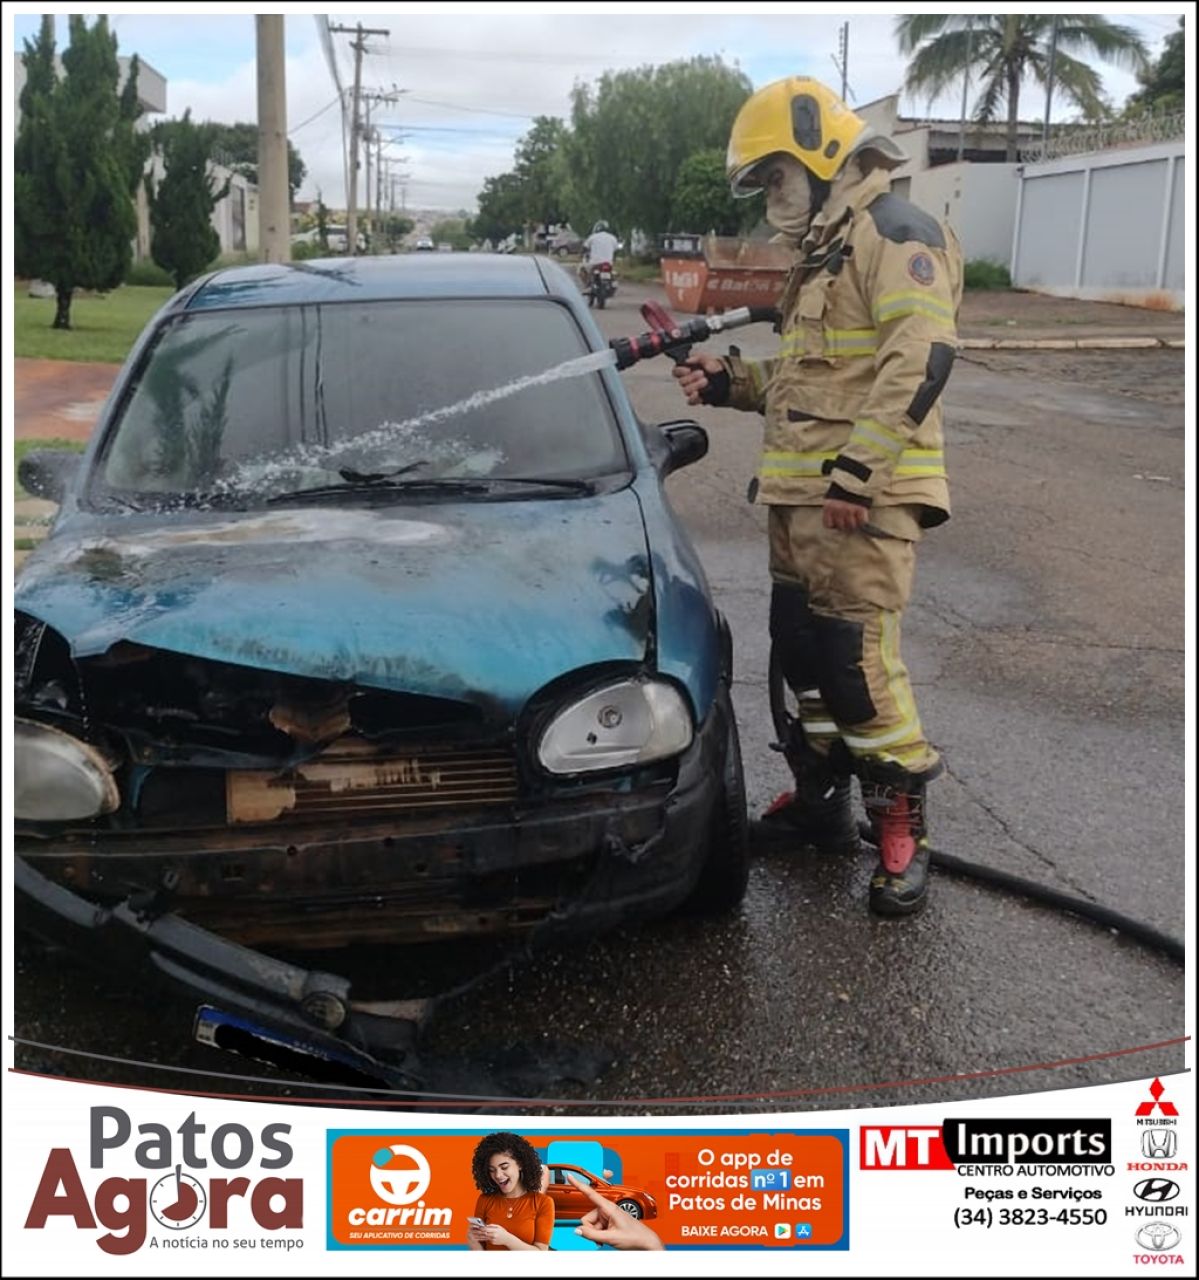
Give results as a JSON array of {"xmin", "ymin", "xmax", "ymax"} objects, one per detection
[
  {"xmin": 729, "ymin": 153, "xmax": 783, "ymax": 199},
  {"xmin": 726, "ymin": 76, "xmax": 867, "ymax": 189}
]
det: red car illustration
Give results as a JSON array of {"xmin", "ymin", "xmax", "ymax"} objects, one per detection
[{"xmin": 545, "ymin": 1163, "xmax": 658, "ymax": 1221}]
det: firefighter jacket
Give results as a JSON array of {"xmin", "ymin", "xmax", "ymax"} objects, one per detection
[{"xmin": 722, "ymin": 163, "xmax": 963, "ymax": 525}]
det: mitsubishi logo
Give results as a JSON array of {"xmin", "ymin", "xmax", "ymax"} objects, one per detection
[
  {"xmin": 1134, "ymin": 1178, "xmax": 1180, "ymax": 1203},
  {"xmin": 1136, "ymin": 1078, "xmax": 1180, "ymax": 1118}
]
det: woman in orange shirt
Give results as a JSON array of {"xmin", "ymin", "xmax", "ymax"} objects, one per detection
[{"xmin": 466, "ymin": 1132, "xmax": 554, "ymax": 1252}]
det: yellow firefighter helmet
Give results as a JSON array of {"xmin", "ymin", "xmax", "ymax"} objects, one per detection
[{"xmin": 727, "ymin": 76, "xmax": 868, "ymax": 192}]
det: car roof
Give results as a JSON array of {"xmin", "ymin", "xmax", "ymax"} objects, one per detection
[{"xmin": 184, "ymin": 253, "xmax": 552, "ymax": 310}]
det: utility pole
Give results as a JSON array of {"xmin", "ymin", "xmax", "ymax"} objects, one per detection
[
  {"xmin": 838, "ymin": 22, "xmax": 849, "ymax": 101},
  {"xmin": 359, "ymin": 88, "xmax": 404, "ymax": 247},
  {"xmin": 957, "ymin": 19, "xmax": 974, "ymax": 162},
  {"xmin": 255, "ymin": 15, "xmax": 290, "ymax": 263},
  {"xmin": 328, "ymin": 21, "xmax": 388, "ymax": 255},
  {"xmin": 1042, "ymin": 15, "xmax": 1061, "ymax": 153}
]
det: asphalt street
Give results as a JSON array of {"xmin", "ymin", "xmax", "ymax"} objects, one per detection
[{"xmin": 14, "ymin": 277, "xmax": 1187, "ymax": 1113}]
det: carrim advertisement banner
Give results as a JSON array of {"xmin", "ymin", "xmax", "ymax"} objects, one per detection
[{"xmin": 1, "ymin": 1069, "xmax": 1194, "ymax": 1276}]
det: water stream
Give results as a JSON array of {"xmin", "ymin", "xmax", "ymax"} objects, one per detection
[{"xmin": 224, "ymin": 348, "xmax": 618, "ymax": 493}]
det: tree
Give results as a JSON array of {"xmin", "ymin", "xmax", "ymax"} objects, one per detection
[
  {"xmin": 563, "ymin": 56, "xmax": 753, "ymax": 240},
  {"xmin": 15, "ymin": 15, "xmax": 149, "ymax": 329},
  {"xmin": 316, "ymin": 193, "xmax": 330, "ymax": 250},
  {"xmin": 146, "ymin": 112, "xmax": 231, "ymax": 289},
  {"xmin": 472, "ymin": 171, "xmax": 527, "ymax": 243},
  {"xmin": 896, "ymin": 14, "xmax": 1149, "ymax": 160},
  {"xmin": 1125, "ymin": 17, "xmax": 1184, "ymax": 116},
  {"xmin": 513, "ymin": 115, "xmax": 570, "ymax": 230},
  {"xmin": 430, "ymin": 218, "xmax": 472, "ymax": 251},
  {"xmin": 206, "ymin": 121, "xmax": 307, "ymax": 198},
  {"xmin": 670, "ymin": 149, "xmax": 756, "ymax": 235}
]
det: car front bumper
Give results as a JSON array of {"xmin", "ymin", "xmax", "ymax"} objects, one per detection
[{"xmin": 14, "ymin": 699, "xmax": 728, "ymax": 1086}]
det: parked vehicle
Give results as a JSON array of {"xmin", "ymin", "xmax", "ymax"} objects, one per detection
[
  {"xmin": 414, "ymin": 236, "xmax": 435, "ymax": 251},
  {"xmin": 14, "ymin": 253, "xmax": 748, "ymax": 1087},
  {"xmin": 545, "ymin": 1164, "xmax": 659, "ymax": 1221},
  {"xmin": 550, "ymin": 227, "xmax": 584, "ymax": 257},
  {"xmin": 584, "ymin": 261, "xmax": 616, "ymax": 310}
]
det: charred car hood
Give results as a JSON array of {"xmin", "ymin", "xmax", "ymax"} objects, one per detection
[{"xmin": 15, "ymin": 494, "xmax": 654, "ymax": 714}]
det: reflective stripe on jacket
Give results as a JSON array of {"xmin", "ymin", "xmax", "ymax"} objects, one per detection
[{"xmin": 723, "ymin": 164, "xmax": 963, "ymax": 524}]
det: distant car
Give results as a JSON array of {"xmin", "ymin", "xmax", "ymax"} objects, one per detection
[
  {"xmin": 414, "ymin": 236, "xmax": 435, "ymax": 251},
  {"xmin": 550, "ymin": 228, "xmax": 584, "ymax": 257},
  {"xmin": 14, "ymin": 252, "xmax": 748, "ymax": 1089},
  {"xmin": 545, "ymin": 1164, "xmax": 659, "ymax": 1221}
]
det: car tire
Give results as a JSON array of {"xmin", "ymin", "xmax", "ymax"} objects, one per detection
[
  {"xmin": 556, "ymin": 246, "xmax": 569, "ymax": 258},
  {"xmin": 679, "ymin": 686, "xmax": 750, "ymax": 917},
  {"xmin": 616, "ymin": 1199, "xmax": 644, "ymax": 1219}
]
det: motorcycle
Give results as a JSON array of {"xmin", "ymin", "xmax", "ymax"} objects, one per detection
[{"xmin": 584, "ymin": 261, "xmax": 616, "ymax": 310}]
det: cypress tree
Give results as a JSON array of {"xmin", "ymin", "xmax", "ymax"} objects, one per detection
[
  {"xmin": 14, "ymin": 16, "xmax": 148, "ymax": 329},
  {"xmin": 147, "ymin": 112, "xmax": 231, "ymax": 290}
]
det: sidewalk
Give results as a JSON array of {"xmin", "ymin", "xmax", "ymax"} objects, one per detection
[
  {"xmin": 15, "ymin": 356, "xmax": 123, "ymax": 442},
  {"xmin": 957, "ymin": 290, "xmax": 1184, "ymax": 349}
]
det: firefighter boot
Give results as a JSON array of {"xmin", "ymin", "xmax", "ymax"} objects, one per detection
[
  {"xmin": 862, "ymin": 771, "xmax": 935, "ymax": 917},
  {"xmin": 762, "ymin": 750, "xmax": 860, "ymax": 855}
]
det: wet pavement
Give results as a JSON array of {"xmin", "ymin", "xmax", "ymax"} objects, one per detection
[{"xmin": 12, "ymin": 279, "xmax": 1187, "ymax": 1113}]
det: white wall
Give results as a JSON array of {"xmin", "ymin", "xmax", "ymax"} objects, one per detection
[
  {"xmin": 1011, "ymin": 139, "xmax": 1184, "ymax": 309},
  {"xmin": 910, "ymin": 161, "xmax": 1020, "ymax": 264}
]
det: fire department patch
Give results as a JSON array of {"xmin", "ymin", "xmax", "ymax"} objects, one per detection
[{"xmin": 907, "ymin": 252, "xmax": 936, "ymax": 285}]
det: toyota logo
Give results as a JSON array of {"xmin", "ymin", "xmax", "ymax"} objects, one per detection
[
  {"xmin": 1135, "ymin": 1222, "xmax": 1181, "ymax": 1252},
  {"xmin": 1134, "ymin": 1178, "xmax": 1180, "ymax": 1203}
]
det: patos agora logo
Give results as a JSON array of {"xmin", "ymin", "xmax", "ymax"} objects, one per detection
[{"xmin": 23, "ymin": 1107, "xmax": 302, "ymax": 1255}]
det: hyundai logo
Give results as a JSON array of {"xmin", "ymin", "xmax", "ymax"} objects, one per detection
[{"xmin": 1134, "ymin": 1178, "xmax": 1180, "ymax": 1203}]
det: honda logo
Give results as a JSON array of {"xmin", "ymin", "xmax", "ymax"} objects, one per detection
[
  {"xmin": 1142, "ymin": 1131, "xmax": 1178, "ymax": 1159},
  {"xmin": 1134, "ymin": 1178, "xmax": 1180, "ymax": 1203}
]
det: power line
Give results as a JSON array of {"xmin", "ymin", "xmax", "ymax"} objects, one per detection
[
  {"xmin": 290, "ymin": 94, "xmax": 342, "ymax": 136},
  {"xmin": 402, "ymin": 94, "xmax": 537, "ymax": 120}
]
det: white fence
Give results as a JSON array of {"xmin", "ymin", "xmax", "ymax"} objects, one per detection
[{"xmin": 1010, "ymin": 138, "xmax": 1185, "ymax": 309}]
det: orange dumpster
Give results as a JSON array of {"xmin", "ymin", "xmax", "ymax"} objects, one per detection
[{"xmin": 660, "ymin": 234, "xmax": 794, "ymax": 316}]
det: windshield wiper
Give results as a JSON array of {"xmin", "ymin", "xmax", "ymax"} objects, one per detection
[
  {"xmin": 478, "ymin": 476, "xmax": 597, "ymax": 494},
  {"xmin": 337, "ymin": 461, "xmax": 428, "ymax": 483},
  {"xmin": 266, "ymin": 477, "xmax": 490, "ymax": 503}
]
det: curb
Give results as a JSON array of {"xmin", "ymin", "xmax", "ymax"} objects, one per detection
[{"xmin": 959, "ymin": 336, "xmax": 1183, "ymax": 351}]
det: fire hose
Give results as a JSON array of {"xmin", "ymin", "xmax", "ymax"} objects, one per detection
[{"xmin": 611, "ymin": 302, "xmax": 1183, "ymax": 964}]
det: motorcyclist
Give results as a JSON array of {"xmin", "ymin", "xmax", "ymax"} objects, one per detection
[
  {"xmin": 672, "ymin": 76, "xmax": 963, "ymax": 918},
  {"xmin": 579, "ymin": 220, "xmax": 620, "ymax": 292}
]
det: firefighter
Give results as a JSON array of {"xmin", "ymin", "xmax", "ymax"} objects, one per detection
[{"xmin": 673, "ymin": 77, "xmax": 963, "ymax": 917}]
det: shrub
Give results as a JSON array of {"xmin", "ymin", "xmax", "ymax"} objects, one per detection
[
  {"xmin": 964, "ymin": 259, "xmax": 1012, "ymax": 290},
  {"xmin": 124, "ymin": 258, "xmax": 175, "ymax": 287}
]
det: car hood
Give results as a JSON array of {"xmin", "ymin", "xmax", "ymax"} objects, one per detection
[{"xmin": 15, "ymin": 492, "xmax": 654, "ymax": 716}]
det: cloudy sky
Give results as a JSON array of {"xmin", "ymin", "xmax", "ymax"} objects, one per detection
[{"xmin": 9, "ymin": 5, "xmax": 1185, "ymax": 213}]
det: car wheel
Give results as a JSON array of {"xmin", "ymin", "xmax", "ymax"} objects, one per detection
[
  {"xmin": 679, "ymin": 686, "xmax": 749, "ymax": 916},
  {"xmin": 616, "ymin": 1199, "xmax": 644, "ymax": 1219},
  {"xmin": 556, "ymin": 246, "xmax": 569, "ymax": 258}
]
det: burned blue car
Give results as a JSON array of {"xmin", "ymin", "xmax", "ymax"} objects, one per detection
[{"xmin": 14, "ymin": 254, "xmax": 747, "ymax": 1084}]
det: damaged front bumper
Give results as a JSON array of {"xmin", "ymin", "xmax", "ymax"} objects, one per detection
[{"xmin": 14, "ymin": 702, "xmax": 726, "ymax": 1088}]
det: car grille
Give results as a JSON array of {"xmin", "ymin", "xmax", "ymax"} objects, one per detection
[{"xmin": 226, "ymin": 739, "xmax": 520, "ymax": 824}]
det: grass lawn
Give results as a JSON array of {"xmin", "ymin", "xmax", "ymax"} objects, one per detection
[{"xmin": 14, "ymin": 284, "xmax": 173, "ymax": 363}]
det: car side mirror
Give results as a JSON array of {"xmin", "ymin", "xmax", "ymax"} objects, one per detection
[
  {"xmin": 18, "ymin": 449, "xmax": 82, "ymax": 504},
  {"xmin": 648, "ymin": 419, "xmax": 708, "ymax": 477}
]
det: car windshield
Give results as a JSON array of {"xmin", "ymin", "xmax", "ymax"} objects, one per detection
[{"xmin": 96, "ymin": 297, "xmax": 627, "ymax": 505}]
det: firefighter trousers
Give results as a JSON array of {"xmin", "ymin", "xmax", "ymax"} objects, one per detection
[{"xmin": 767, "ymin": 503, "xmax": 940, "ymax": 776}]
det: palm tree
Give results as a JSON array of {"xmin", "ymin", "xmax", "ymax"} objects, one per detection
[{"xmin": 895, "ymin": 15, "xmax": 1149, "ymax": 160}]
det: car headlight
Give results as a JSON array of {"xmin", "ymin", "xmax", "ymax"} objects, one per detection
[
  {"xmin": 15, "ymin": 718, "xmax": 120, "ymax": 820},
  {"xmin": 537, "ymin": 678, "xmax": 693, "ymax": 775}
]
